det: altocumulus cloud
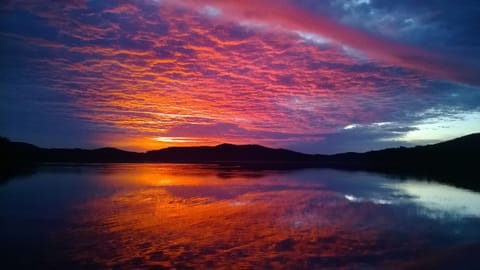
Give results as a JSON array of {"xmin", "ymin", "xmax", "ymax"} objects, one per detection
[{"xmin": 0, "ymin": 0, "xmax": 479, "ymax": 152}]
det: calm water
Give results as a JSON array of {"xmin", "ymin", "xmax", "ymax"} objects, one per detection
[{"xmin": 1, "ymin": 164, "xmax": 479, "ymax": 269}]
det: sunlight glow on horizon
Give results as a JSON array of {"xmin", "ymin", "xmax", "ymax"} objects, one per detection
[
  {"xmin": 154, "ymin": 137, "xmax": 201, "ymax": 143},
  {"xmin": 400, "ymin": 111, "xmax": 480, "ymax": 144}
]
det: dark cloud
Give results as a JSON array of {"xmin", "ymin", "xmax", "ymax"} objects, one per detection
[
  {"xmin": 297, "ymin": 0, "xmax": 480, "ymax": 84},
  {"xmin": 324, "ymin": 0, "xmax": 479, "ymax": 56},
  {"xmin": 163, "ymin": 122, "xmax": 321, "ymax": 144}
]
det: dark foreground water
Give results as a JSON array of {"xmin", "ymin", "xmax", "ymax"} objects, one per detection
[{"xmin": 0, "ymin": 164, "xmax": 479, "ymax": 269}]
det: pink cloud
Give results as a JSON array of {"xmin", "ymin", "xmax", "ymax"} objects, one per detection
[
  {"xmin": 5, "ymin": 1, "xmax": 454, "ymax": 151},
  {"xmin": 103, "ymin": 3, "xmax": 139, "ymax": 15},
  {"xmin": 169, "ymin": 0, "xmax": 479, "ymax": 86}
]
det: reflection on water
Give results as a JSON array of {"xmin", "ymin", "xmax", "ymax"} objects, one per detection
[
  {"xmin": 392, "ymin": 181, "xmax": 480, "ymax": 218},
  {"xmin": 0, "ymin": 164, "xmax": 479, "ymax": 269}
]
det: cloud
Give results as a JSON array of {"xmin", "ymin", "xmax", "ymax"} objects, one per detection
[
  {"xmin": 103, "ymin": 3, "xmax": 139, "ymax": 15},
  {"xmin": 1, "ymin": 0, "xmax": 479, "ymax": 151},
  {"xmin": 166, "ymin": 0, "xmax": 480, "ymax": 86},
  {"xmin": 161, "ymin": 122, "xmax": 324, "ymax": 145},
  {"xmin": 287, "ymin": 122, "xmax": 417, "ymax": 154}
]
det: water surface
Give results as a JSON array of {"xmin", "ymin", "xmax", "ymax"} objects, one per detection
[{"xmin": 1, "ymin": 164, "xmax": 479, "ymax": 269}]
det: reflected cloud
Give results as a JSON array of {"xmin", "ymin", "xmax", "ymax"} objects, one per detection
[
  {"xmin": 392, "ymin": 181, "xmax": 480, "ymax": 218},
  {"xmin": 344, "ymin": 194, "xmax": 393, "ymax": 205},
  {"xmin": 51, "ymin": 164, "xmax": 480, "ymax": 269}
]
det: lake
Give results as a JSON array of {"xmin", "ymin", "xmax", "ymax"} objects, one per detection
[{"xmin": 1, "ymin": 164, "xmax": 479, "ymax": 269}]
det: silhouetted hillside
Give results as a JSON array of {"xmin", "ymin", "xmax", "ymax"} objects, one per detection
[
  {"xmin": 1, "ymin": 134, "xmax": 479, "ymax": 189},
  {"xmin": 145, "ymin": 143, "xmax": 314, "ymax": 163},
  {"xmin": 2, "ymin": 134, "xmax": 479, "ymax": 165},
  {"xmin": 0, "ymin": 137, "xmax": 40, "ymax": 181},
  {"xmin": 323, "ymin": 134, "xmax": 480, "ymax": 190},
  {"xmin": 360, "ymin": 133, "xmax": 478, "ymax": 171}
]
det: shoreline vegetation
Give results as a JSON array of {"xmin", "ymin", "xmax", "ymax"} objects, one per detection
[{"xmin": 1, "ymin": 134, "xmax": 479, "ymax": 190}]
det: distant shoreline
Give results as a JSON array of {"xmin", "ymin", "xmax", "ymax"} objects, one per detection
[{"xmin": 2, "ymin": 133, "xmax": 479, "ymax": 190}]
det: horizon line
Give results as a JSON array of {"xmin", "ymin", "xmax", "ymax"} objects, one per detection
[{"xmin": 3, "ymin": 133, "xmax": 479, "ymax": 156}]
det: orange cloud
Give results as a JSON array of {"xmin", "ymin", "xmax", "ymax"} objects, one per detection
[{"xmin": 4, "ymin": 1, "xmax": 434, "ymax": 151}]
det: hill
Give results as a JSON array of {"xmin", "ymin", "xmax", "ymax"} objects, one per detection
[
  {"xmin": 144, "ymin": 143, "xmax": 315, "ymax": 163},
  {"xmin": 2, "ymin": 133, "xmax": 479, "ymax": 165},
  {"xmin": 1, "ymin": 134, "xmax": 479, "ymax": 189}
]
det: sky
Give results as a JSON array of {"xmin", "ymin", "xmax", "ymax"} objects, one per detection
[{"xmin": 1, "ymin": 0, "xmax": 479, "ymax": 154}]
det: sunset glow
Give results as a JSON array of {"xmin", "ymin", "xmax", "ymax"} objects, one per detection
[
  {"xmin": 2, "ymin": 3, "xmax": 480, "ymax": 267},
  {"xmin": 1, "ymin": 0, "xmax": 479, "ymax": 153}
]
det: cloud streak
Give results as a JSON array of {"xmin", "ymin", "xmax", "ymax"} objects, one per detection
[{"xmin": 170, "ymin": 0, "xmax": 479, "ymax": 86}]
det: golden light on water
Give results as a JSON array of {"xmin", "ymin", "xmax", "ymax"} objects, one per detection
[{"xmin": 57, "ymin": 164, "xmax": 459, "ymax": 269}]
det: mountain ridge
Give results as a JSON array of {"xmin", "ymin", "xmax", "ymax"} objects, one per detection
[
  {"xmin": 1, "ymin": 133, "xmax": 479, "ymax": 190},
  {"xmin": 0, "ymin": 133, "xmax": 480, "ymax": 190},
  {"xmin": 1, "ymin": 133, "xmax": 479, "ymax": 162}
]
